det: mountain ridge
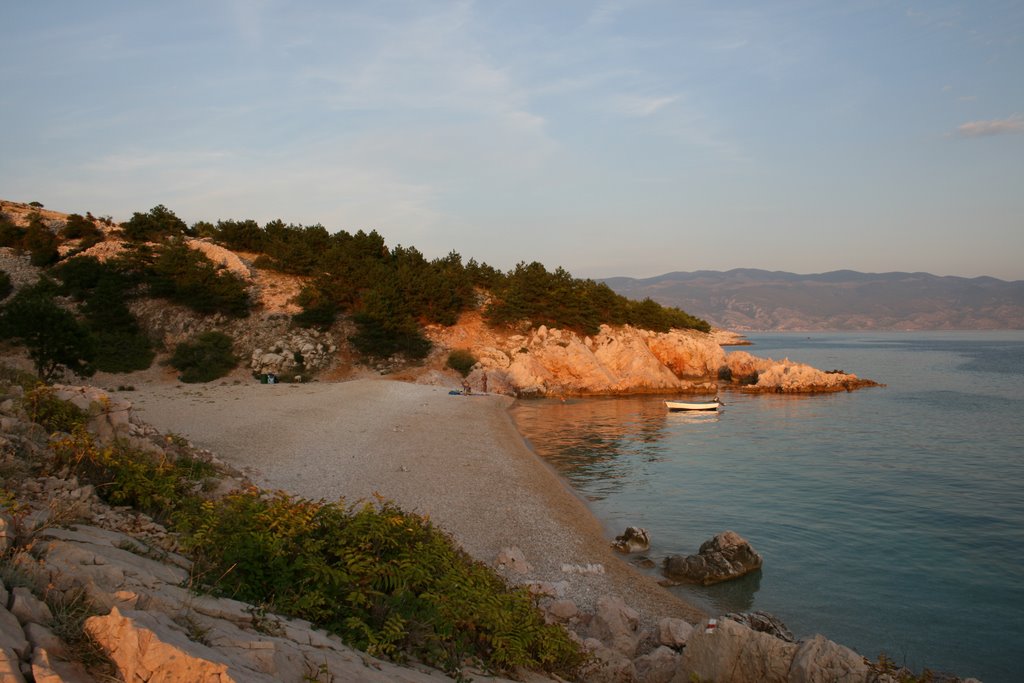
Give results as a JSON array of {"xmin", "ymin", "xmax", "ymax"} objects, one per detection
[{"xmin": 601, "ymin": 268, "xmax": 1024, "ymax": 331}]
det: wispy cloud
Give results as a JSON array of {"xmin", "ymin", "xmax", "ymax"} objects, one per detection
[
  {"xmin": 86, "ymin": 150, "xmax": 232, "ymax": 173},
  {"xmin": 612, "ymin": 94, "xmax": 679, "ymax": 117},
  {"xmin": 956, "ymin": 115, "xmax": 1024, "ymax": 137}
]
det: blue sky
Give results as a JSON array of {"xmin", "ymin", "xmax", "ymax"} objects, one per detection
[{"xmin": 2, "ymin": 1, "xmax": 1022, "ymax": 280}]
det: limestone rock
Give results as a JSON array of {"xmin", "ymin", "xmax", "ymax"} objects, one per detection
[
  {"xmin": 724, "ymin": 610, "xmax": 794, "ymax": 642},
  {"xmin": 0, "ymin": 605, "xmax": 29, "ymax": 660},
  {"xmin": 656, "ymin": 617, "xmax": 694, "ymax": 648},
  {"xmin": 45, "ymin": 385, "xmax": 132, "ymax": 444},
  {"xmin": 10, "ymin": 586, "xmax": 54, "ymax": 626},
  {"xmin": 0, "ymin": 645, "xmax": 26, "ymax": 683},
  {"xmin": 663, "ymin": 530, "xmax": 763, "ymax": 585},
  {"xmin": 23, "ymin": 622, "xmax": 65, "ymax": 658},
  {"xmin": 579, "ymin": 638, "xmax": 637, "ymax": 683},
  {"xmin": 633, "ymin": 645, "xmax": 681, "ymax": 683},
  {"xmin": 546, "ymin": 599, "xmax": 579, "ymax": 622},
  {"xmin": 589, "ymin": 595, "xmax": 641, "ymax": 657},
  {"xmin": 611, "ymin": 527, "xmax": 650, "ymax": 554},
  {"xmin": 680, "ymin": 617, "xmax": 797, "ymax": 683},
  {"xmin": 495, "ymin": 546, "xmax": 532, "ymax": 574},
  {"xmin": 85, "ymin": 606, "xmax": 268, "ymax": 683},
  {"xmin": 789, "ymin": 634, "xmax": 871, "ymax": 683},
  {"xmin": 31, "ymin": 646, "xmax": 96, "ymax": 683},
  {"xmin": 725, "ymin": 351, "xmax": 879, "ymax": 393}
]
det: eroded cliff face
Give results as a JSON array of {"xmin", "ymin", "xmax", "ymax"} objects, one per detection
[{"xmin": 425, "ymin": 314, "xmax": 878, "ymax": 397}]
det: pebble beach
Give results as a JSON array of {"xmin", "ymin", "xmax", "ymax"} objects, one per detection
[{"xmin": 124, "ymin": 376, "xmax": 706, "ymax": 626}]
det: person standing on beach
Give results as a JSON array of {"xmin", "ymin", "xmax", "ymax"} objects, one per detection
[{"xmin": 481, "ymin": 372, "xmax": 488, "ymax": 393}]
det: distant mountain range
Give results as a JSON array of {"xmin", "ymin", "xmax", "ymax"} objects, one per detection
[{"xmin": 601, "ymin": 269, "xmax": 1024, "ymax": 331}]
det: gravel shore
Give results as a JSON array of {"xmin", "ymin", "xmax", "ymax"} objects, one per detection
[{"xmin": 125, "ymin": 377, "xmax": 705, "ymax": 624}]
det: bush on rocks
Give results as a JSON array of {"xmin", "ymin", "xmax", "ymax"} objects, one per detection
[
  {"xmin": 180, "ymin": 490, "xmax": 585, "ymax": 677},
  {"xmin": 169, "ymin": 331, "xmax": 237, "ymax": 383},
  {"xmin": 22, "ymin": 402, "xmax": 585, "ymax": 680},
  {"xmin": 446, "ymin": 349, "xmax": 477, "ymax": 377},
  {"xmin": 23, "ymin": 386, "xmax": 87, "ymax": 434}
]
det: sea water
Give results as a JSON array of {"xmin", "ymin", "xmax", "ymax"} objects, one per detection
[{"xmin": 510, "ymin": 331, "xmax": 1024, "ymax": 683}]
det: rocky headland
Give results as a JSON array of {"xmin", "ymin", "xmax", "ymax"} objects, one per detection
[{"xmin": 425, "ymin": 312, "xmax": 879, "ymax": 397}]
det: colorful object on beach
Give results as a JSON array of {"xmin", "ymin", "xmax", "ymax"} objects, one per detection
[
  {"xmin": 665, "ymin": 399, "xmax": 720, "ymax": 411},
  {"xmin": 705, "ymin": 618, "xmax": 718, "ymax": 634}
]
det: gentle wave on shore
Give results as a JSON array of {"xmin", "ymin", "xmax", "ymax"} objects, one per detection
[{"xmin": 511, "ymin": 331, "xmax": 1024, "ymax": 683}]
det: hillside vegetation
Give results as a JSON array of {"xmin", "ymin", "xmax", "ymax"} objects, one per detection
[{"xmin": 0, "ymin": 201, "xmax": 709, "ymax": 381}]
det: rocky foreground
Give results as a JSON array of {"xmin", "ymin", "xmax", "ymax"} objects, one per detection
[{"xmin": 0, "ymin": 380, "xmax": 972, "ymax": 683}]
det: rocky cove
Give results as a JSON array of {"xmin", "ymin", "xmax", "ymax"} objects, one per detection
[
  {"xmin": 0, "ymin": 214, "xmax": 945, "ymax": 682},
  {"xmin": 0, "ymin": 380, "xmax": 961, "ymax": 683}
]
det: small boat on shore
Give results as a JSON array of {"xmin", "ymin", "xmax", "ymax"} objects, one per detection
[{"xmin": 665, "ymin": 399, "xmax": 721, "ymax": 412}]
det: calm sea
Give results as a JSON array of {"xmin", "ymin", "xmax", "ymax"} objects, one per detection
[{"xmin": 510, "ymin": 331, "xmax": 1024, "ymax": 683}]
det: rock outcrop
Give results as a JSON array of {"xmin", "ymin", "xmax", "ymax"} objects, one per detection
[
  {"xmin": 725, "ymin": 351, "xmax": 880, "ymax": 393},
  {"xmin": 612, "ymin": 527, "xmax": 651, "ymax": 554},
  {"xmin": 427, "ymin": 313, "xmax": 878, "ymax": 397},
  {"xmin": 663, "ymin": 531, "xmax": 763, "ymax": 586},
  {"xmin": 679, "ymin": 617, "xmax": 877, "ymax": 683},
  {"xmin": 427, "ymin": 313, "xmax": 725, "ymax": 397}
]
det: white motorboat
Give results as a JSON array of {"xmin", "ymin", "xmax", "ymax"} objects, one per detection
[{"xmin": 665, "ymin": 399, "xmax": 721, "ymax": 412}]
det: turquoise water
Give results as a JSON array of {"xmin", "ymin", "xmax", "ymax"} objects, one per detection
[{"xmin": 510, "ymin": 331, "xmax": 1024, "ymax": 683}]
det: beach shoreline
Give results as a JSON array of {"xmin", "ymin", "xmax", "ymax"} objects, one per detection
[{"xmin": 121, "ymin": 375, "xmax": 706, "ymax": 626}]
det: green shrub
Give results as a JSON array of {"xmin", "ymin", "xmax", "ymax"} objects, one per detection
[
  {"xmin": 0, "ymin": 363, "xmax": 42, "ymax": 391},
  {"xmin": 121, "ymin": 205, "xmax": 187, "ymax": 242},
  {"xmin": 181, "ymin": 491, "xmax": 584, "ymax": 676},
  {"xmin": 24, "ymin": 216, "xmax": 60, "ymax": 267},
  {"xmin": 61, "ymin": 214, "xmax": 103, "ymax": 242},
  {"xmin": 169, "ymin": 331, "xmax": 237, "ymax": 383},
  {"xmin": 0, "ymin": 212, "xmax": 24, "ymax": 248},
  {"xmin": 147, "ymin": 241, "xmax": 251, "ymax": 317},
  {"xmin": 446, "ymin": 349, "xmax": 477, "ymax": 377},
  {"xmin": 0, "ymin": 288, "xmax": 96, "ymax": 382},
  {"xmin": 51, "ymin": 256, "xmax": 109, "ymax": 300},
  {"xmin": 81, "ymin": 276, "xmax": 155, "ymax": 373},
  {"xmin": 90, "ymin": 327, "xmax": 156, "ymax": 373},
  {"xmin": 50, "ymin": 430, "xmax": 214, "ymax": 521},
  {"xmin": 23, "ymin": 387, "xmax": 88, "ymax": 433},
  {"xmin": 40, "ymin": 423, "xmax": 585, "ymax": 678}
]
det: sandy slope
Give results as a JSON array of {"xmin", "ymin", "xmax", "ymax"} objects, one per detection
[{"xmin": 123, "ymin": 376, "xmax": 705, "ymax": 625}]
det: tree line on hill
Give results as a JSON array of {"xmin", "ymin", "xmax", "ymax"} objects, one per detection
[
  {"xmin": 0, "ymin": 204, "xmax": 708, "ymax": 381},
  {"xmin": 196, "ymin": 211, "xmax": 709, "ymax": 350}
]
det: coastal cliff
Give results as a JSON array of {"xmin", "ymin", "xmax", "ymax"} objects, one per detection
[{"xmin": 425, "ymin": 312, "xmax": 878, "ymax": 397}]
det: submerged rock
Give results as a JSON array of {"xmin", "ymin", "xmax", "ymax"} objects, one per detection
[{"xmin": 663, "ymin": 530, "xmax": 763, "ymax": 586}]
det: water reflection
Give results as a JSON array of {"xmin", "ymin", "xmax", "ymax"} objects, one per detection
[
  {"xmin": 513, "ymin": 396, "xmax": 680, "ymax": 500},
  {"xmin": 510, "ymin": 391, "xmax": 840, "ymax": 615},
  {"xmin": 693, "ymin": 568, "xmax": 763, "ymax": 614}
]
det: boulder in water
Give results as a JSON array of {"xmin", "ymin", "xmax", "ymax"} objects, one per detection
[
  {"xmin": 611, "ymin": 526, "xmax": 650, "ymax": 553},
  {"xmin": 663, "ymin": 530, "xmax": 763, "ymax": 585}
]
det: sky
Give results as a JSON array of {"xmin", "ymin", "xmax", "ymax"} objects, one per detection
[{"xmin": 1, "ymin": 1, "xmax": 1022, "ymax": 281}]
